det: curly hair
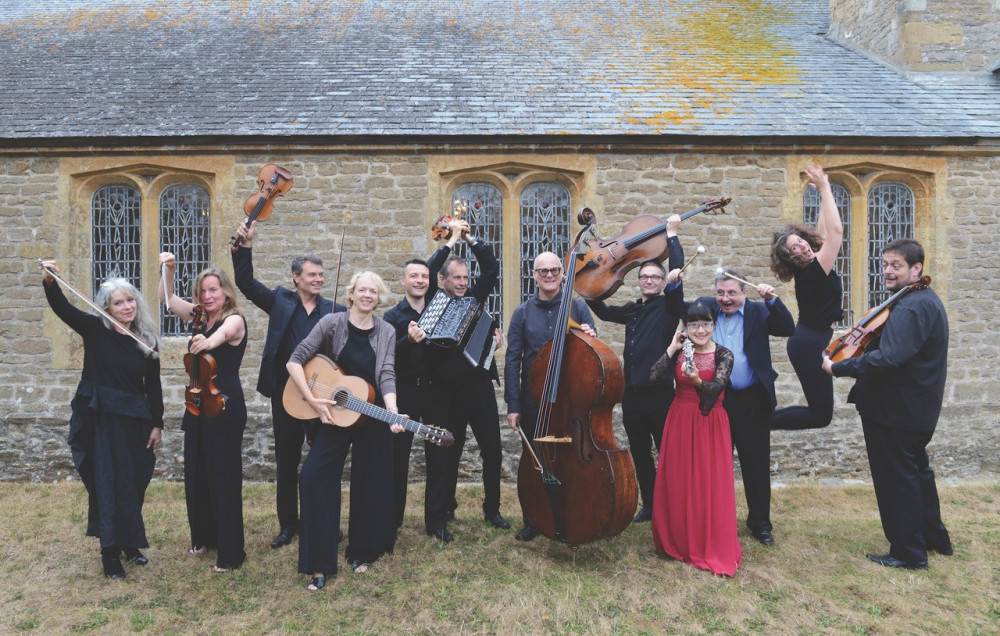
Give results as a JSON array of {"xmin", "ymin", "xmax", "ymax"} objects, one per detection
[
  {"xmin": 770, "ymin": 224, "xmax": 824, "ymax": 282},
  {"xmin": 191, "ymin": 267, "xmax": 242, "ymax": 322}
]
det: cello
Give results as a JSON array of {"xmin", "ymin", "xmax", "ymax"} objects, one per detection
[
  {"xmin": 183, "ymin": 305, "xmax": 226, "ymax": 417},
  {"xmin": 572, "ymin": 197, "xmax": 730, "ymax": 301},
  {"xmin": 517, "ymin": 208, "xmax": 637, "ymax": 546},
  {"xmin": 230, "ymin": 164, "xmax": 293, "ymax": 251},
  {"xmin": 825, "ymin": 275, "xmax": 931, "ymax": 362}
]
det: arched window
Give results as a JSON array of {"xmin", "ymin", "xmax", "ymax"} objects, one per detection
[
  {"xmin": 867, "ymin": 182, "xmax": 914, "ymax": 306},
  {"xmin": 92, "ymin": 184, "xmax": 142, "ymax": 295},
  {"xmin": 803, "ymin": 181, "xmax": 852, "ymax": 326},
  {"xmin": 519, "ymin": 182, "xmax": 572, "ymax": 303},
  {"xmin": 159, "ymin": 183, "xmax": 212, "ymax": 335},
  {"xmin": 451, "ymin": 182, "xmax": 504, "ymax": 320}
]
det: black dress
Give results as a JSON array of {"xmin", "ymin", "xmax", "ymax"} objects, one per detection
[
  {"xmin": 182, "ymin": 316, "xmax": 248, "ymax": 569},
  {"xmin": 44, "ymin": 281, "xmax": 163, "ymax": 550},
  {"xmin": 298, "ymin": 321, "xmax": 396, "ymax": 575}
]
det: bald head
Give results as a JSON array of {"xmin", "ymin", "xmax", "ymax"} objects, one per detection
[{"xmin": 532, "ymin": 252, "xmax": 565, "ymax": 300}]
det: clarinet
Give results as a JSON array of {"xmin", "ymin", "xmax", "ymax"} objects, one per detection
[{"xmin": 683, "ymin": 336, "xmax": 695, "ymax": 375}]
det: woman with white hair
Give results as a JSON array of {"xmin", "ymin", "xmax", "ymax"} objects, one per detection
[
  {"xmin": 41, "ymin": 261, "xmax": 163, "ymax": 580},
  {"xmin": 287, "ymin": 271, "xmax": 402, "ymax": 589}
]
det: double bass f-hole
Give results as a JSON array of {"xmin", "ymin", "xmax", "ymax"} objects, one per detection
[{"xmin": 230, "ymin": 164, "xmax": 294, "ymax": 252}]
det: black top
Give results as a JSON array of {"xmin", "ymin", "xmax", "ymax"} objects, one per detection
[
  {"xmin": 339, "ymin": 322, "xmax": 380, "ymax": 402},
  {"xmin": 586, "ymin": 234, "xmax": 684, "ymax": 388},
  {"xmin": 832, "ymin": 286, "xmax": 948, "ymax": 433},
  {"xmin": 44, "ymin": 280, "xmax": 164, "ymax": 427},
  {"xmin": 383, "ymin": 298, "xmax": 424, "ymax": 385},
  {"xmin": 273, "ymin": 296, "xmax": 324, "ymax": 386},
  {"xmin": 795, "ymin": 258, "xmax": 843, "ymax": 329}
]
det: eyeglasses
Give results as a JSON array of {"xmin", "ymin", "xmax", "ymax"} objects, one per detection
[
  {"xmin": 715, "ymin": 290, "xmax": 744, "ymax": 299},
  {"xmin": 534, "ymin": 267, "xmax": 563, "ymax": 277},
  {"xmin": 686, "ymin": 321, "xmax": 715, "ymax": 331},
  {"xmin": 638, "ymin": 275, "xmax": 664, "ymax": 282}
]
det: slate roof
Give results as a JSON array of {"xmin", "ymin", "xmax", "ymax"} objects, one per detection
[{"xmin": 1, "ymin": 0, "xmax": 998, "ymax": 142}]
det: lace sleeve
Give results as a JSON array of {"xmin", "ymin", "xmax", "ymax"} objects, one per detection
[
  {"xmin": 649, "ymin": 349, "xmax": 680, "ymax": 385},
  {"xmin": 697, "ymin": 346, "xmax": 734, "ymax": 415}
]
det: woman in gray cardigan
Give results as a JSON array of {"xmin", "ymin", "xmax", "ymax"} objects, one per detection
[{"xmin": 286, "ymin": 271, "xmax": 401, "ymax": 589}]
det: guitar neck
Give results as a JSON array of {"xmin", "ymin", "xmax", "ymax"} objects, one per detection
[{"xmin": 341, "ymin": 395, "xmax": 449, "ymax": 444}]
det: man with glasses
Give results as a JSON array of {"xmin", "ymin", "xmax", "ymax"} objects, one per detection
[
  {"xmin": 585, "ymin": 214, "xmax": 684, "ymax": 523},
  {"xmin": 505, "ymin": 251, "xmax": 596, "ymax": 541},
  {"xmin": 409, "ymin": 218, "xmax": 509, "ymax": 543},
  {"xmin": 668, "ymin": 267, "xmax": 794, "ymax": 545}
]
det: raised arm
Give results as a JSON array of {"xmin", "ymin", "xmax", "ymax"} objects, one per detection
[
  {"xmin": 158, "ymin": 252, "xmax": 197, "ymax": 320},
  {"xmin": 806, "ymin": 166, "xmax": 843, "ymax": 275},
  {"xmin": 231, "ymin": 220, "xmax": 277, "ymax": 313}
]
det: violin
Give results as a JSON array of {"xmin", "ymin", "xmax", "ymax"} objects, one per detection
[
  {"xmin": 230, "ymin": 164, "xmax": 293, "ymax": 252},
  {"xmin": 572, "ymin": 197, "xmax": 731, "ymax": 301},
  {"xmin": 516, "ymin": 209, "xmax": 637, "ymax": 546},
  {"xmin": 183, "ymin": 306, "xmax": 226, "ymax": 417},
  {"xmin": 824, "ymin": 275, "xmax": 931, "ymax": 363}
]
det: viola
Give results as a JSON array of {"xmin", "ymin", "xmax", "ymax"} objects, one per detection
[
  {"xmin": 230, "ymin": 164, "xmax": 293, "ymax": 252},
  {"xmin": 572, "ymin": 197, "xmax": 731, "ymax": 301},
  {"xmin": 824, "ymin": 275, "xmax": 931, "ymax": 363},
  {"xmin": 183, "ymin": 306, "xmax": 226, "ymax": 417},
  {"xmin": 516, "ymin": 209, "xmax": 637, "ymax": 546}
]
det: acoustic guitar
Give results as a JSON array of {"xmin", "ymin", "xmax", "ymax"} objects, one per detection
[{"xmin": 282, "ymin": 354, "xmax": 454, "ymax": 447}]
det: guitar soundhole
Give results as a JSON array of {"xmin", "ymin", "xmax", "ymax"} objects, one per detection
[{"xmin": 333, "ymin": 388, "xmax": 351, "ymax": 407}]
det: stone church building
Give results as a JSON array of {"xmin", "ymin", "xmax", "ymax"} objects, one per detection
[{"xmin": 1, "ymin": 0, "xmax": 997, "ymax": 484}]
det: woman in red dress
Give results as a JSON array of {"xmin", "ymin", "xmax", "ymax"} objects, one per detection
[{"xmin": 651, "ymin": 301, "xmax": 740, "ymax": 576}]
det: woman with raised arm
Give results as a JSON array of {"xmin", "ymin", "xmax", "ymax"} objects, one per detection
[
  {"xmin": 650, "ymin": 302, "xmax": 739, "ymax": 576},
  {"xmin": 286, "ymin": 271, "xmax": 402, "ymax": 590},
  {"xmin": 41, "ymin": 261, "xmax": 163, "ymax": 580},
  {"xmin": 769, "ymin": 165, "xmax": 845, "ymax": 431},
  {"xmin": 159, "ymin": 254, "xmax": 248, "ymax": 572}
]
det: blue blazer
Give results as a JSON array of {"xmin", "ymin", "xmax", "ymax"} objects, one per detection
[
  {"xmin": 670, "ymin": 288, "xmax": 794, "ymax": 408},
  {"xmin": 232, "ymin": 246, "xmax": 345, "ymax": 397}
]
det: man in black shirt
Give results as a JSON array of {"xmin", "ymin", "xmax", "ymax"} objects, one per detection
[
  {"xmin": 232, "ymin": 220, "xmax": 345, "ymax": 549},
  {"xmin": 585, "ymin": 214, "xmax": 683, "ymax": 522},
  {"xmin": 383, "ymin": 259, "xmax": 431, "ymax": 529},
  {"xmin": 409, "ymin": 219, "xmax": 509, "ymax": 543},
  {"xmin": 824, "ymin": 238, "xmax": 951, "ymax": 569}
]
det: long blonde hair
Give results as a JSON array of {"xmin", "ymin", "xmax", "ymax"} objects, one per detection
[{"xmin": 191, "ymin": 267, "xmax": 241, "ymax": 321}]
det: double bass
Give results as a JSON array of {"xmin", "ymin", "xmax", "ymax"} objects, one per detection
[
  {"xmin": 517, "ymin": 209, "xmax": 637, "ymax": 546},
  {"xmin": 825, "ymin": 276, "xmax": 932, "ymax": 363}
]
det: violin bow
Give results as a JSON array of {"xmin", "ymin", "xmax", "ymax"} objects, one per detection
[
  {"xmin": 39, "ymin": 259, "xmax": 158, "ymax": 357},
  {"xmin": 331, "ymin": 224, "xmax": 347, "ymax": 305}
]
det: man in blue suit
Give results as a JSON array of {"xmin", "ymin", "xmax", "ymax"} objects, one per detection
[
  {"xmin": 232, "ymin": 220, "xmax": 345, "ymax": 550},
  {"xmin": 670, "ymin": 266, "xmax": 794, "ymax": 545}
]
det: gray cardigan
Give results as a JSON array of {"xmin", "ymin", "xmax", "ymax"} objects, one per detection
[{"xmin": 289, "ymin": 311, "xmax": 396, "ymax": 398}]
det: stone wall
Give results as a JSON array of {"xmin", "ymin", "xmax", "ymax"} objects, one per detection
[
  {"xmin": 2, "ymin": 148, "xmax": 998, "ymax": 485},
  {"xmin": 830, "ymin": 0, "xmax": 1000, "ymax": 72}
]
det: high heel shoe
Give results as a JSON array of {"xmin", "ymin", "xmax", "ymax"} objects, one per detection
[
  {"xmin": 101, "ymin": 546, "xmax": 126, "ymax": 580},
  {"xmin": 307, "ymin": 574, "xmax": 326, "ymax": 591},
  {"xmin": 123, "ymin": 547, "xmax": 149, "ymax": 566}
]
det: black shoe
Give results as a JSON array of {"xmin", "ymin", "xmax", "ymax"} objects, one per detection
[
  {"xmin": 751, "ymin": 529, "xmax": 775, "ymax": 546},
  {"xmin": 485, "ymin": 512, "xmax": 511, "ymax": 530},
  {"xmin": 632, "ymin": 506, "xmax": 653, "ymax": 523},
  {"xmin": 307, "ymin": 575, "xmax": 326, "ymax": 591},
  {"xmin": 515, "ymin": 524, "xmax": 539, "ymax": 541},
  {"xmin": 270, "ymin": 527, "xmax": 296, "ymax": 549},
  {"xmin": 101, "ymin": 547, "xmax": 126, "ymax": 580},
  {"xmin": 426, "ymin": 527, "xmax": 454, "ymax": 543},
  {"xmin": 866, "ymin": 553, "xmax": 927, "ymax": 570},
  {"xmin": 123, "ymin": 547, "xmax": 148, "ymax": 566}
]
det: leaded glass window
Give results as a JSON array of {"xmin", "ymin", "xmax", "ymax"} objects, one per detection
[
  {"xmin": 451, "ymin": 183, "xmax": 504, "ymax": 323},
  {"xmin": 867, "ymin": 182, "xmax": 914, "ymax": 306},
  {"xmin": 92, "ymin": 184, "xmax": 141, "ymax": 296},
  {"xmin": 519, "ymin": 182, "xmax": 571, "ymax": 303},
  {"xmin": 804, "ymin": 181, "xmax": 852, "ymax": 326},
  {"xmin": 160, "ymin": 184, "xmax": 211, "ymax": 335}
]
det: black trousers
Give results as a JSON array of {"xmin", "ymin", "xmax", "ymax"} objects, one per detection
[
  {"xmin": 298, "ymin": 422, "xmax": 396, "ymax": 575},
  {"xmin": 724, "ymin": 383, "xmax": 773, "ymax": 533},
  {"xmin": 271, "ymin": 393, "xmax": 307, "ymax": 531},
  {"xmin": 770, "ymin": 325, "xmax": 835, "ymax": 431},
  {"xmin": 622, "ymin": 385, "xmax": 672, "ymax": 509},
  {"xmin": 423, "ymin": 378, "xmax": 502, "ymax": 531},
  {"xmin": 392, "ymin": 380, "xmax": 425, "ymax": 529},
  {"xmin": 861, "ymin": 416, "xmax": 949, "ymax": 565}
]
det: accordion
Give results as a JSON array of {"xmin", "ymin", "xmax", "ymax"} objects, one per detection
[{"xmin": 417, "ymin": 293, "xmax": 497, "ymax": 371}]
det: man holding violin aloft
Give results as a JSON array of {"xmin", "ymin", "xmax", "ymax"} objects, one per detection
[
  {"xmin": 232, "ymin": 220, "xmax": 346, "ymax": 550},
  {"xmin": 823, "ymin": 238, "xmax": 951, "ymax": 570}
]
